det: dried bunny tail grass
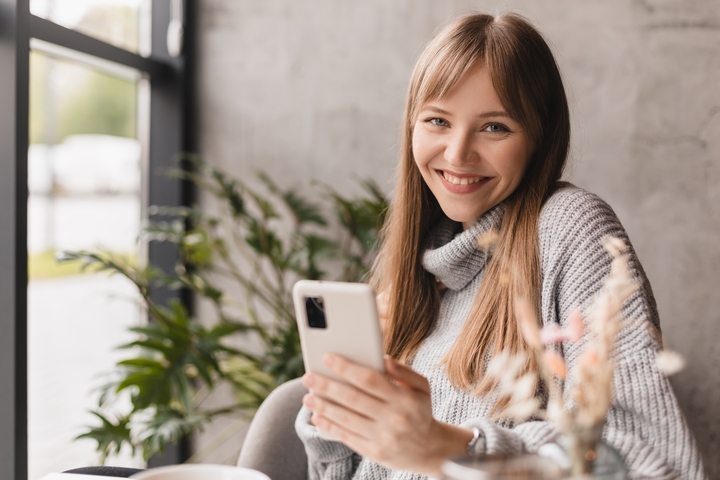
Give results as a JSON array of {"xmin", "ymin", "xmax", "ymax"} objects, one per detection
[
  {"xmin": 503, "ymin": 395, "xmax": 542, "ymax": 422},
  {"xmin": 574, "ymin": 366, "xmax": 615, "ymax": 427},
  {"xmin": 566, "ymin": 309, "xmax": 584, "ymax": 342},
  {"xmin": 543, "ymin": 350, "xmax": 567, "ymax": 379},
  {"xmin": 477, "ymin": 229, "xmax": 500, "ymax": 253},
  {"xmin": 603, "ymin": 235, "xmax": 627, "ymax": 257},
  {"xmin": 485, "ymin": 298, "xmax": 570, "ymax": 423},
  {"xmin": 498, "ymin": 236, "xmax": 639, "ymax": 429},
  {"xmin": 515, "ymin": 296, "xmax": 542, "ymax": 348},
  {"xmin": 602, "ymin": 236, "xmax": 638, "ymax": 312},
  {"xmin": 485, "ymin": 350, "xmax": 541, "ymax": 422},
  {"xmin": 546, "ymin": 397, "xmax": 569, "ymax": 427},
  {"xmin": 656, "ymin": 350, "xmax": 686, "ymax": 376},
  {"xmin": 486, "ymin": 350, "xmax": 523, "ymax": 382},
  {"xmin": 513, "ymin": 296, "xmax": 565, "ymax": 391},
  {"xmin": 573, "ymin": 346, "xmax": 615, "ymax": 427},
  {"xmin": 570, "ymin": 236, "xmax": 638, "ymax": 428}
]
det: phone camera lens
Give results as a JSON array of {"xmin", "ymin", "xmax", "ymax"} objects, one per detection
[{"xmin": 305, "ymin": 296, "xmax": 327, "ymax": 329}]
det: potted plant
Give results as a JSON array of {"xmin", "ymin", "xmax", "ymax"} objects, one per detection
[{"xmin": 61, "ymin": 158, "xmax": 389, "ymax": 464}]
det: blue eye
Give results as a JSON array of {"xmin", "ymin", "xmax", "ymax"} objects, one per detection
[
  {"xmin": 428, "ymin": 118, "xmax": 449, "ymax": 127},
  {"xmin": 485, "ymin": 123, "xmax": 509, "ymax": 133}
]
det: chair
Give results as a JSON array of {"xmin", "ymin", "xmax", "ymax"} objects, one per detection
[
  {"xmin": 64, "ymin": 379, "xmax": 308, "ymax": 479},
  {"xmin": 237, "ymin": 377, "xmax": 309, "ymax": 480}
]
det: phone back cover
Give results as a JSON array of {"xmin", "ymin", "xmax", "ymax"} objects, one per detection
[{"xmin": 293, "ymin": 280, "xmax": 385, "ymax": 382}]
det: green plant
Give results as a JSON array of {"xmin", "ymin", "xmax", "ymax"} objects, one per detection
[{"xmin": 63, "ymin": 158, "xmax": 388, "ymax": 463}]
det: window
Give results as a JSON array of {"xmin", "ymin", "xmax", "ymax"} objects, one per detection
[
  {"xmin": 30, "ymin": 0, "xmax": 149, "ymax": 54},
  {"xmin": 0, "ymin": 1, "xmax": 192, "ymax": 479},
  {"xmin": 27, "ymin": 48, "xmax": 145, "ymax": 478}
]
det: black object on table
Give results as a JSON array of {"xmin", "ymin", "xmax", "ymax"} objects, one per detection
[{"xmin": 63, "ymin": 466, "xmax": 144, "ymax": 477}]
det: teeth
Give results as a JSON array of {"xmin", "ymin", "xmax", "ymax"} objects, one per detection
[{"xmin": 442, "ymin": 171, "xmax": 483, "ymax": 185}]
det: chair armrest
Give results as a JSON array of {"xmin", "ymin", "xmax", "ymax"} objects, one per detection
[{"xmin": 238, "ymin": 377, "xmax": 309, "ymax": 480}]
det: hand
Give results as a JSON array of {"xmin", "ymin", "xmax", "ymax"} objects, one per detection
[
  {"xmin": 376, "ymin": 291, "xmax": 389, "ymax": 335},
  {"xmin": 302, "ymin": 354, "xmax": 473, "ymax": 476}
]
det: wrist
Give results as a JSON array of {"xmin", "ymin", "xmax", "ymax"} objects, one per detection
[
  {"xmin": 466, "ymin": 426, "xmax": 486, "ymax": 456},
  {"xmin": 427, "ymin": 422, "xmax": 475, "ymax": 476}
]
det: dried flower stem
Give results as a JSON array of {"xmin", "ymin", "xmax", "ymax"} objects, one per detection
[{"xmin": 503, "ymin": 237, "xmax": 640, "ymax": 476}]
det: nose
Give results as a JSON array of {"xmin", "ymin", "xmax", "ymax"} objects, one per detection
[{"xmin": 443, "ymin": 129, "xmax": 476, "ymax": 166}]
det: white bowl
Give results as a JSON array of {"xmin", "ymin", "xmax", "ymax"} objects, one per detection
[{"xmin": 130, "ymin": 464, "xmax": 271, "ymax": 480}]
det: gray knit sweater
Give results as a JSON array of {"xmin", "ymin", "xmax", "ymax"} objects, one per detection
[{"xmin": 295, "ymin": 184, "xmax": 706, "ymax": 480}]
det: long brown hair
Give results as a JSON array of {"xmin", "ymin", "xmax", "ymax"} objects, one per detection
[{"xmin": 370, "ymin": 13, "xmax": 570, "ymax": 395}]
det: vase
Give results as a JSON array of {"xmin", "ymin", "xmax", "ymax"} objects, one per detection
[
  {"xmin": 563, "ymin": 424, "xmax": 604, "ymax": 476},
  {"xmin": 441, "ymin": 442, "xmax": 627, "ymax": 480},
  {"xmin": 442, "ymin": 454, "xmax": 564, "ymax": 479},
  {"xmin": 538, "ymin": 437, "xmax": 627, "ymax": 480}
]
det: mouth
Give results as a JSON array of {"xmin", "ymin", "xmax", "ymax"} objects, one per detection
[{"xmin": 438, "ymin": 170, "xmax": 487, "ymax": 185}]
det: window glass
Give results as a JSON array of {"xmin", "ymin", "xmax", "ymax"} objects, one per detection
[
  {"xmin": 30, "ymin": 0, "xmax": 150, "ymax": 55},
  {"xmin": 27, "ymin": 51, "xmax": 145, "ymax": 479}
]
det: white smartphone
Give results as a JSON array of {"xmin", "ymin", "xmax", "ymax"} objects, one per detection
[{"xmin": 292, "ymin": 280, "xmax": 385, "ymax": 382}]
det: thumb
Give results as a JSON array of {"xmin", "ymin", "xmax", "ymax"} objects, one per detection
[
  {"xmin": 384, "ymin": 355, "xmax": 430, "ymax": 394},
  {"xmin": 376, "ymin": 291, "xmax": 389, "ymax": 335}
]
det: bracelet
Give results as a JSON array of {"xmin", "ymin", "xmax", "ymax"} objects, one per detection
[{"xmin": 467, "ymin": 427, "xmax": 486, "ymax": 457}]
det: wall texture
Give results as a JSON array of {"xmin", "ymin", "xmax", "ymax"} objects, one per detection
[{"xmin": 195, "ymin": 0, "xmax": 720, "ymax": 475}]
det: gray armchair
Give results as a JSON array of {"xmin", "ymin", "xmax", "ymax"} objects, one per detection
[{"xmin": 237, "ymin": 378, "xmax": 309, "ymax": 480}]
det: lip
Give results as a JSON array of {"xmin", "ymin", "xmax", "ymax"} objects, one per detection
[{"xmin": 435, "ymin": 169, "xmax": 491, "ymax": 194}]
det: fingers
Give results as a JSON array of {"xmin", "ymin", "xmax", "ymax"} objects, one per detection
[
  {"xmin": 385, "ymin": 355, "xmax": 431, "ymax": 394},
  {"xmin": 309, "ymin": 410, "xmax": 378, "ymax": 459},
  {"xmin": 304, "ymin": 393, "xmax": 374, "ymax": 440},
  {"xmin": 313, "ymin": 353, "xmax": 430, "ymax": 398},
  {"xmin": 303, "ymin": 370, "xmax": 385, "ymax": 418},
  {"xmin": 321, "ymin": 354, "xmax": 396, "ymax": 399}
]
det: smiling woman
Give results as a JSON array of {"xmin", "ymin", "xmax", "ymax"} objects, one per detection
[{"xmin": 294, "ymin": 12, "xmax": 707, "ymax": 480}]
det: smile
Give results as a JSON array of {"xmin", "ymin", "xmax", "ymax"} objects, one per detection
[{"xmin": 440, "ymin": 170, "xmax": 486, "ymax": 185}]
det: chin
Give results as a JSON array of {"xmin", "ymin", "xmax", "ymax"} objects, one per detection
[{"xmin": 441, "ymin": 208, "xmax": 479, "ymax": 225}]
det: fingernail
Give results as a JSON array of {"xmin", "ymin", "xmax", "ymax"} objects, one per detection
[
  {"xmin": 304, "ymin": 395, "xmax": 316, "ymax": 408},
  {"xmin": 324, "ymin": 354, "xmax": 336, "ymax": 367},
  {"xmin": 304, "ymin": 373, "xmax": 315, "ymax": 387}
]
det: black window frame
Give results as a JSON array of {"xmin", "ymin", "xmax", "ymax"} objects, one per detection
[{"xmin": 0, "ymin": 1, "xmax": 194, "ymax": 478}]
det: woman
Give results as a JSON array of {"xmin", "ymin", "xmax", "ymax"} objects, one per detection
[{"xmin": 295, "ymin": 13, "xmax": 706, "ymax": 480}]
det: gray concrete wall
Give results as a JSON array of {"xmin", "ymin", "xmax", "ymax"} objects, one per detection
[{"xmin": 195, "ymin": 0, "xmax": 720, "ymax": 475}]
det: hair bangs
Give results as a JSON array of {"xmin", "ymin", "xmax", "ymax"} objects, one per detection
[
  {"xmin": 408, "ymin": 17, "xmax": 494, "ymax": 124},
  {"xmin": 484, "ymin": 24, "xmax": 541, "ymax": 147}
]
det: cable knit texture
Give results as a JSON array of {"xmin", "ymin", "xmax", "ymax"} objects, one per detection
[{"xmin": 295, "ymin": 184, "xmax": 706, "ymax": 480}]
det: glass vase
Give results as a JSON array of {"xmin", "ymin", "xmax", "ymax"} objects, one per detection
[
  {"xmin": 538, "ymin": 436, "xmax": 627, "ymax": 480},
  {"xmin": 442, "ymin": 454, "xmax": 564, "ymax": 479},
  {"xmin": 441, "ymin": 440, "xmax": 627, "ymax": 480}
]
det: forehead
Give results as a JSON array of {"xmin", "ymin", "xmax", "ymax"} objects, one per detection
[{"xmin": 419, "ymin": 64, "xmax": 506, "ymax": 114}]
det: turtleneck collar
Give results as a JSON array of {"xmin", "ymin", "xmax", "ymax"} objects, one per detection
[{"xmin": 421, "ymin": 203, "xmax": 506, "ymax": 291}]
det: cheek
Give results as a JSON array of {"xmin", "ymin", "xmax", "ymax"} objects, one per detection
[
  {"xmin": 411, "ymin": 127, "xmax": 435, "ymax": 170},
  {"xmin": 411, "ymin": 136, "xmax": 420, "ymax": 167},
  {"xmin": 499, "ymin": 142, "xmax": 532, "ymax": 185},
  {"xmin": 515, "ymin": 148, "xmax": 533, "ymax": 182}
]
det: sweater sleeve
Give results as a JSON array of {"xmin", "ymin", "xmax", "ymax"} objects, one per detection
[
  {"xmin": 464, "ymin": 185, "xmax": 706, "ymax": 480},
  {"xmin": 295, "ymin": 405, "xmax": 361, "ymax": 480}
]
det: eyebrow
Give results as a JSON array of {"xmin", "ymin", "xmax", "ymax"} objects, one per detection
[{"xmin": 422, "ymin": 105, "xmax": 513, "ymax": 120}]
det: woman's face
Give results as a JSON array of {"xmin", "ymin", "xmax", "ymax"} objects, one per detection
[{"xmin": 412, "ymin": 64, "xmax": 533, "ymax": 230}]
